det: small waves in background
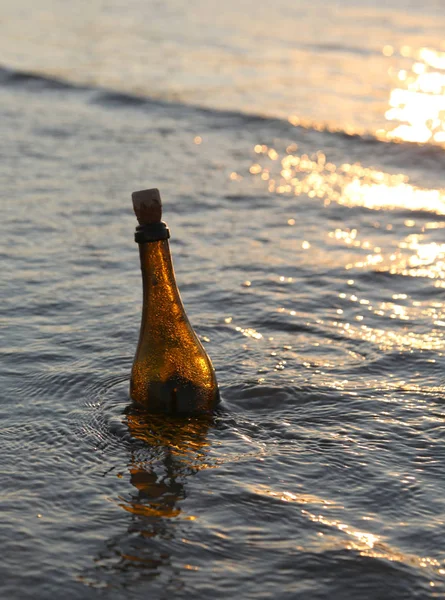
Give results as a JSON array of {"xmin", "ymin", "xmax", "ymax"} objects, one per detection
[{"xmin": 1, "ymin": 0, "xmax": 445, "ymax": 598}]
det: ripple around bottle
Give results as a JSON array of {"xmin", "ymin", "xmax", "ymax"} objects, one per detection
[
  {"xmin": 2, "ymin": 362, "xmax": 132, "ymax": 455},
  {"xmin": 73, "ymin": 374, "xmax": 134, "ymax": 456},
  {"xmin": 69, "ymin": 375, "xmax": 274, "ymax": 477},
  {"xmin": 0, "ymin": 369, "xmax": 90, "ymax": 459}
]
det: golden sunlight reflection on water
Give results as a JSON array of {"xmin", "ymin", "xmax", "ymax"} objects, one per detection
[
  {"xmin": 249, "ymin": 144, "xmax": 445, "ymax": 215},
  {"xmin": 245, "ymin": 141, "xmax": 445, "ymax": 354},
  {"xmin": 284, "ymin": 45, "xmax": 445, "ymax": 145},
  {"xmin": 247, "ymin": 144, "xmax": 445, "ymax": 287},
  {"xmin": 378, "ymin": 46, "xmax": 445, "ymax": 144}
]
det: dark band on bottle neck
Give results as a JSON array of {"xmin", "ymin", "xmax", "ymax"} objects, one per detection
[{"xmin": 135, "ymin": 222, "xmax": 170, "ymax": 244}]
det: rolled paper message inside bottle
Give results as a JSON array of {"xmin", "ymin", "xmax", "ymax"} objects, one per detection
[{"xmin": 130, "ymin": 188, "xmax": 220, "ymax": 414}]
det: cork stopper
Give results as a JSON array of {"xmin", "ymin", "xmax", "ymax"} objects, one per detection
[{"xmin": 132, "ymin": 188, "xmax": 162, "ymax": 224}]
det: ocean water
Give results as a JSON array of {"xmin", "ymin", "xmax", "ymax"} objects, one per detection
[{"xmin": 1, "ymin": 0, "xmax": 445, "ymax": 598}]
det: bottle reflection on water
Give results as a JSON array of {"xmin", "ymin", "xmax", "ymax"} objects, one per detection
[
  {"xmin": 120, "ymin": 411, "xmax": 212, "ymax": 541},
  {"xmin": 80, "ymin": 412, "xmax": 212, "ymax": 589},
  {"xmin": 130, "ymin": 188, "xmax": 220, "ymax": 415}
]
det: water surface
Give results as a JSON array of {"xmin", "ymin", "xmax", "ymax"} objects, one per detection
[{"xmin": 1, "ymin": 1, "xmax": 445, "ymax": 598}]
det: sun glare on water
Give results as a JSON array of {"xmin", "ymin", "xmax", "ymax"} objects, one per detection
[
  {"xmin": 377, "ymin": 46, "xmax": 445, "ymax": 144},
  {"xmin": 247, "ymin": 144, "xmax": 445, "ymax": 216}
]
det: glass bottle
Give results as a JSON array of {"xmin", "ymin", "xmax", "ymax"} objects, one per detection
[{"xmin": 130, "ymin": 188, "xmax": 220, "ymax": 414}]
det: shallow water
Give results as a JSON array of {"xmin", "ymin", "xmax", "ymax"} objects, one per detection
[{"xmin": 1, "ymin": 1, "xmax": 445, "ymax": 598}]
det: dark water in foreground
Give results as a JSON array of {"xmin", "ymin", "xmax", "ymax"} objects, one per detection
[{"xmin": 2, "ymin": 1, "xmax": 445, "ymax": 596}]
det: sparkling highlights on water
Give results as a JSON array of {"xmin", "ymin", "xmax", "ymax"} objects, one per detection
[
  {"xmin": 248, "ymin": 144, "xmax": 445, "ymax": 215},
  {"xmin": 329, "ymin": 276, "xmax": 445, "ymax": 353},
  {"xmin": 283, "ymin": 45, "xmax": 445, "ymax": 145},
  {"xmin": 245, "ymin": 142, "xmax": 445, "ymax": 355},
  {"xmin": 378, "ymin": 46, "xmax": 445, "ymax": 144},
  {"xmin": 330, "ymin": 288, "xmax": 445, "ymax": 352},
  {"xmin": 339, "ymin": 228, "xmax": 445, "ymax": 288},
  {"xmin": 235, "ymin": 325, "xmax": 263, "ymax": 340},
  {"xmin": 257, "ymin": 485, "xmax": 445, "ymax": 585},
  {"xmin": 372, "ymin": 239, "xmax": 445, "ymax": 283},
  {"xmin": 328, "ymin": 220, "xmax": 445, "ymax": 288}
]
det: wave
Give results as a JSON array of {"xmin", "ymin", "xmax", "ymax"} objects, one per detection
[{"xmin": 1, "ymin": 64, "xmax": 445, "ymax": 168}]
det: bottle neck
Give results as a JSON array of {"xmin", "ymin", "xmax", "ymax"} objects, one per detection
[{"xmin": 138, "ymin": 239, "xmax": 183, "ymax": 316}]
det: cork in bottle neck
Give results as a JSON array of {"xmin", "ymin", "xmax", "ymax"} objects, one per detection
[
  {"xmin": 132, "ymin": 188, "xmax": 170, "ymax": 243},
  {"xmin": 132, "ymin": 188, "xmax": 162, "ymax": 225}
]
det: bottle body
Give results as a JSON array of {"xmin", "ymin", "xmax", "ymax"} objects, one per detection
[{"xmin": 130, "ymin": 239, "xmax": 219, "ymax": 415}]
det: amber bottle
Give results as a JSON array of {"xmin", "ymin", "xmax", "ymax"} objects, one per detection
[{"xmin": 129, "ymin": 188, "xmax": 219, "ymax": 415}]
